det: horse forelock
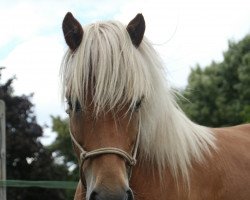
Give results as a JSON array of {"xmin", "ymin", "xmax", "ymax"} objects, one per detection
[
  {"xmin": 61, "ymin": 21, "xmax": 153, "ymax": 114},
  {"xmin": 60, "ymin": 20, "xmax": 216, "ymax": 186}
]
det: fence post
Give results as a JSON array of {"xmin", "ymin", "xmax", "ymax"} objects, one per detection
[{"xmin": 0, "ymin": 100, "xmax": 6, "ymax": 200}]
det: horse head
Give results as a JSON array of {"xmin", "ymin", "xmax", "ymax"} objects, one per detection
[{"xmin": 62, "ymin": 12, "xmax": 146, "ymax": 200}]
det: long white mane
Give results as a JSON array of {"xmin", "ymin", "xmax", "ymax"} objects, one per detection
[{"xmin": 60, "ymin": 20, "xmax": 216, "ymax": 183}]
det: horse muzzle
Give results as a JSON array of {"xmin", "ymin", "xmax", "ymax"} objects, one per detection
[{"xmin": 89, "ymin": 187, "xmax": 134, "ymax": 200}]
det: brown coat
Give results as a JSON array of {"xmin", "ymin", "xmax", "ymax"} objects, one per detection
[{"xmin": 75, "ymin": 124, "xmax": 250, "ymax": 200}]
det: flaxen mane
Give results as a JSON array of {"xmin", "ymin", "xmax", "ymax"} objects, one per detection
[{"xmin": 60, "ymin": 20, "xmax": 216, "ymax": 184}]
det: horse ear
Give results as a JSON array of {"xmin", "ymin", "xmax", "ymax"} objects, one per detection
[
  {"xmin": 127, "ymin": 14, "xmax": 145, "ymax": 48},
  {"xmin": 62, "ymin": 12, "xmax": 83, "ymax": 51}
]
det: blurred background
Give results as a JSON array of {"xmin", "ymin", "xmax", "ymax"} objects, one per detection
[{"xmin": 0, "ymin": 0, "xmax": 249, "ymax": 199}]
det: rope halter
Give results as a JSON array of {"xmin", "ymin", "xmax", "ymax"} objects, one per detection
[{"xmin": 69, "ymin": 127, "xmax": 141, "ymax": 187}]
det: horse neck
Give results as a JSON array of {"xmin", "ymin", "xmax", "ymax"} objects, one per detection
[{"xmin": 139, "ymin": 92, "xmax": 216, "ymax": 183}]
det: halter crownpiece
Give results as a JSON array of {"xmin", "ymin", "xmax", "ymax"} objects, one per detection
[{"xmin": 69, "ymin": 128, "xmax": 141, "ymax": 186}]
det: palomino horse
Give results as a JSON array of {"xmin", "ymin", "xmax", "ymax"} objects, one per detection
[{"xmin": 61, "ymin": 12, "xmax": 250, "ymax": 200}]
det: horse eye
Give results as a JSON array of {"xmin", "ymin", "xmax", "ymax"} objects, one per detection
[
  {"xmin": 74, "ymin": 100, "xmax": 81, "ymax": 112},
  {"xmin": 134, "ymin": 99, "xmax": 142, "ymax": 111},
  {"xmin": 66, "ymin": 100, "xmax": 81, "ymax": 113}
]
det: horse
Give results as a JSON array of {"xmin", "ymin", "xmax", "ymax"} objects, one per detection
[{"xmin": 60, "ymin": 12, "xmax": 250, "ymax": 200}]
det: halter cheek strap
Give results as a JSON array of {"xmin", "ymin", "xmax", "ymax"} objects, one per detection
[{"xmin": 69, "ymin": 128, "xmax": 141, "ymax": 187}]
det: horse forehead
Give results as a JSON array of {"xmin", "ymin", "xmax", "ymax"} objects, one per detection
[{"xmin": 77, "ymin": 115, "xmax": 135, "ymax": 148}]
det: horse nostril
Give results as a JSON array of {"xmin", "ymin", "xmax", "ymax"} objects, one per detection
[
  {"xmin": 89, "ymin": 191, "xmax": 99, "ymax": 200},
  {"xmin": 126, "ymin": 189, "xmax": 134, "ymax": 200}
]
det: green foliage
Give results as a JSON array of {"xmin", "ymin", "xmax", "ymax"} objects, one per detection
[
  {"xmin": 181, "ymin": 34, "xmax": 250, "ymax": 126},
  {"xmin": 50, "ymin": 116, "xmax": 75, "ymax": 163},
  {"xmin": 0, "ymin": 71, "xmax": 69, "ymax": 200},
  {"xmin": 49, "ymin": 116, "xmax": 79, "ymax": 199}
]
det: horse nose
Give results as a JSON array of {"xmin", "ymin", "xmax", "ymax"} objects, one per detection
[{"xmin": 89, "ymin": 188, "xmax": 134, "ymax": 200}]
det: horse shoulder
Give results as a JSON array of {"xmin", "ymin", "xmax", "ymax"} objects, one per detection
[{"xmin": 206, "ymin": 124, "xmax": 250, "ymax": 199}]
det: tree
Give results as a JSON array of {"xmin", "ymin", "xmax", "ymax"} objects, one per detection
[
  {"xmin": 180, "ymin": 34, "xmax": 250, "ymax": 126},
  {"xmin": 49, "ymin": 116, "xmax": 79, "ymax": 199},
  {"xmin": 0, "ymin": 71, "xmax": 69, "ymax": 200},
  {"xmin": 49, "ymin": 116, "xmax": 78, "ymax": 181}
]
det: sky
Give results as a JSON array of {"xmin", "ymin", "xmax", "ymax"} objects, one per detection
[{"xmin": 0, "ymin": 0, "xmax": 249, "ymax": 145}]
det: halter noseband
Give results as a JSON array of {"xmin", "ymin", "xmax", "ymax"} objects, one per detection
[{"xmin": 69, "ymin": 128, "xmax": 141, "ymax": 187}]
